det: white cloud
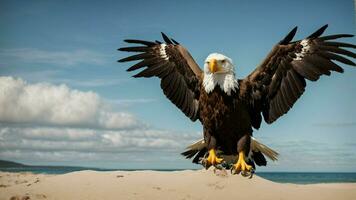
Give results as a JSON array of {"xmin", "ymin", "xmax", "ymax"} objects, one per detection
[
  {"xmin": 0, "ymin": 126, "xmax": 200, "ymax": 152},
  {"xmin": 0, "ymin": 76, "xmax": 202, "ymax": 168},
  {"xmin": 0, "ymin": 76, "xmax": 142, "ymax": 129},
  {"xmin": 0, "ymin": 48, "xmax": 109, "ymax": 66},
  {"xmin": 0, "ymin": 126, "xmax": 201, "ymax": 167}
]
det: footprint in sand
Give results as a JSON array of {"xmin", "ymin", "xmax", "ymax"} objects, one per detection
[
  {"xmin": 9, "ymin": 195, "xmax": 30, "ymax": 200},
  {"xmin": 35, "ymin": 194, "xmax": 47, "ymax": 199},
  {"xmin": 213, "ymin": 169, "xmax": 228, "ymax": 177},
  {"xmin": 152, "ymin": 186, "xmax": 162, "ymax": 190},
  {"xmin": 207, "ymin": 182, "xmax": 225, "ymax": 190},
  {"xmin": 9, "ymin": 193, "xmax": 46, "ymax": 200},
  {"xmin": 14, "ymin": 180, "xmax": 28, "ymax": 185}
]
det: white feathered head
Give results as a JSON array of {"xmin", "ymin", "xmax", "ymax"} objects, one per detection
[{"xmin": 203, "ymin": 53, "xmax": 238, "ymax": 95}]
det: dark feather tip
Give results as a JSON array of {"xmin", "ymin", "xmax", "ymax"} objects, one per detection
[
  {"xmin": 161, "ymin": 32, "xmax": 173, "ymax": 44},
  {"xmin": 171, "ymin": 38, "xmax": 180, "ymax": 45},
  {"xmin": 320, "ymin": 34, "xmax": 354, "ymax": 41},
  {"xmin": 279, "ymin": 26, "xmax": 298, "ymax": 45},
  {"xmin": 117, "ymin": 57, "xmax": 127, "ymax": 62},
  {"xmin": 307, "ymin": 24, "xmax": 328, "ymax": 39},
  {"xmin": 123, "ymin": 39, "xmax": 156, "ymax": 46}
]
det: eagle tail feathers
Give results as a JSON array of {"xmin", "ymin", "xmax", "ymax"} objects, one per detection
[
  {"xmin": 181, "ymin": 137, "xmax": 278, "ymax": 166},
  {"xmin": 181, "ymin": 139, "xmax": 206, "ymax": 164},
  {"xmin": 251, "ymin": 137, "xmax": 279, "ymax": 161},
  {"xmin": 186, "ymin": 139, "xmax": 205, "ymax": 150}
]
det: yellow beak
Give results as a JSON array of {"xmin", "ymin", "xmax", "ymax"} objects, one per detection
[{"xmin": 209, "ymin": 59, "xmax": 219, "ymax": 73}]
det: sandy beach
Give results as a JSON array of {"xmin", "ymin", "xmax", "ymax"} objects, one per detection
[{"xmin": 1, "ymin": 169, "xmax": 356, "ymax": 200}]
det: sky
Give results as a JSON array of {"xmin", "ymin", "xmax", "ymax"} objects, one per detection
[{"xmin": 0, "ymin": 0, "xmax": 355, "ymax": 172}]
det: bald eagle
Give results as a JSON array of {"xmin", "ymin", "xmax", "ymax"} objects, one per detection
[{"xmin": 118, "ymin": 25, "xmax": 355, "ymax": 176}]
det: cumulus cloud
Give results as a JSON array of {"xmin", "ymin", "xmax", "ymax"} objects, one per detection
[
  {"xmin": 0, "ymin": 76, "xmax": 142, "ymax": 129},
  {"xmin": 0, "ymin": 126, "xmax": 201, "ymax": 167},
  {"xmin": 0, "ymin": 76, "xmax": 202, "ymax": 168},
  {"xmin": 0, "ymin": 48, "xmax": 109, "ymax": 66},
  {"xmin": 0, "ymin": 127, "xmax": 200, "ymax": 152}
]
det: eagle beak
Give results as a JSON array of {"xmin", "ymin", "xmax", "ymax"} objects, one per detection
[
  {"xmin": 209, "ymin": 59, "xmax": 219, "ymax": 73},
  {"xmin": 209, "ymin": 59, "xmax": 228, "ymax": 74}
]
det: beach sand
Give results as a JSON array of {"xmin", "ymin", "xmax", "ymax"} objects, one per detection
[{"xmin": 1, "ymin": 169, "xmax": 356, "ymax": 200}]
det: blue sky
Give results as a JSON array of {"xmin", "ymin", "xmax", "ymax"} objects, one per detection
[{"xmin": 0, "ymin": 0, "xmax": 355, "ymax": 172}]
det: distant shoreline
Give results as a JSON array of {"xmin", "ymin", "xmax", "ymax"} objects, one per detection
[
  {"xmin": 2, "ymin": 160, "xmax": 356, "ymax": 184},
  {"xmin": 1, "ymin": 168, "xmax": 356, "ymax": 184}
]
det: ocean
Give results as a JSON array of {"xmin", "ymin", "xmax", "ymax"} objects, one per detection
[
  {"xmin": 257, "ymin": 172, "xmax": 356, "ymax": 184},
  {"xmin": 1, "ymin": 167, "xmax": 356, "ymax": 184}
]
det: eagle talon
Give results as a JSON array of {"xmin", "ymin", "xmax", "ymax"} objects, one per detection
[
  {"xmin": 204, "ymin": 149, "xmax": 223, "ymax": 169},
  {"xmin": 231, "ymin": 168, "xmax": 241, "ymax": 175},
  {"xmin": 231, "ymin": 151, "xmax": 253, "ymax": 176},
  {"xmin": 241, "ymin": 170, "xmax": 254, "ymax": 179},
  {"xmin": 241, "ymin": 171, "xmax": 249, "ymax": 177}
]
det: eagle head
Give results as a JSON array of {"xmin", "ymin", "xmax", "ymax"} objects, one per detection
[{"xmin": 203, "ymin": 53, "xmax": 238, "ymax": 96}]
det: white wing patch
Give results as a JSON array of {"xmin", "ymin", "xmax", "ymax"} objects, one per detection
[
  {"xmin": 159, "ymin": 44, "xmax": 169, "ymax": 60},
  {"xmin": 294, "ymin": 39, "xmax": 310, "ymax": 61}
]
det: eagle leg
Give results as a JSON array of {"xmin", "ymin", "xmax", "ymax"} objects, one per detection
[
  {"xmin": 202, "ymin": 149, "xmax": 223, "ymax": 169},
  {"xmin": 231, "ymin": 151, "xmax": 253, "ymax": 175}
]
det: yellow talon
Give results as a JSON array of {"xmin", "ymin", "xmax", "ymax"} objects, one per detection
[
  {"xmin": 232, "ymin": 151, "xmax": 252, "ymax": 175},
  {"xmin": 205, "ymin": 149, "xmax": 223, "ymax": 167}
]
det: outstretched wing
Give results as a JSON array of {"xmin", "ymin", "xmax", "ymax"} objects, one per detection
[
  {"xmin": 118, "ymin": 33, "xmax": 203, "ymax": 121},
  {"xmin": 240, "ymin": 25, "xmax": 355, "ymax": 125}
]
